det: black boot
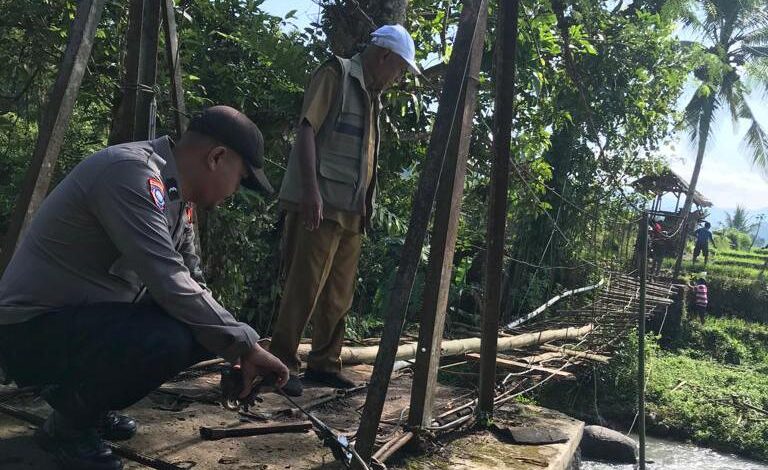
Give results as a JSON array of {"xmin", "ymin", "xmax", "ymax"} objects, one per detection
[
  {"xmin": 35, "ymin": 411, "xmax": 123, "ymax": 470},
  {"xmin": 97, "ymin": 411, "xmax": 137, "ymax": 441},
  {"xmin": 304, "ymin": 369, "xmax": 356, "ymax": 389}
]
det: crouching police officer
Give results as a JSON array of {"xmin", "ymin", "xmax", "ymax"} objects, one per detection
[{"xmin": 0, "ymin": 106, "xmax": 289, "ymax": 470}]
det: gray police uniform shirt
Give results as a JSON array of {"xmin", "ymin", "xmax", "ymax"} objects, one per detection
[{"xmin": 0, "ymin": 136, "xmax": 258, "ymax": 363}]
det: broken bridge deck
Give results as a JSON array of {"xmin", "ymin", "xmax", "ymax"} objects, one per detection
[{"xmin": 0, "ymin": 363, "xmax": 582, "ymax": 469}]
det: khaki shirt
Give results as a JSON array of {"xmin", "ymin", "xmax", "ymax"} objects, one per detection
[
  {"xmin": 0, "ymin": 137, "xmax": 258, "ymax": 363},
  {"xmin": 281, "ymin": 62, "xmax": 378, "ymax": 233}
]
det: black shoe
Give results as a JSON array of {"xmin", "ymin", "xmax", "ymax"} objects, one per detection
[
  {"xmin": 97, "ymin": 411, "xmax": 137, "ymax": 441},
  {"xmin": 35, "ymin": 413, "xmax": 123, "ymax": 470},
  {"xmin": 304, "ymin": 369, "xmax": 356, "ymax": 389},
  {"xmin": 281, "ymin": 374, "xmax": 303, "ymax": 397}
]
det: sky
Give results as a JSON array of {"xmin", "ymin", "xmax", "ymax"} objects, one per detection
[{"xmin": 261, "ymin": 0, "xmax": 768, "ymax": 212}]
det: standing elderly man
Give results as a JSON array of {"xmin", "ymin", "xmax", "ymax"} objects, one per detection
[
  {"xmin": 271, "ymin": 25, "xmax": 420, "ymax": 396},
  {"xmin": 0, "ymin": 106, "xmax": 289, "ymax": 470}
]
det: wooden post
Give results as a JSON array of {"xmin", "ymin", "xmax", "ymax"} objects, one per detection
[
  {"xmin": 407, "ymin": 0, "xmax": 490, "ymax": 430},
  {"xmin": 638, "ymin": 212, "xmax": 648, "ymax": 470},
  {"xmin": 109, "ymin": 0, "xmax": 145, "ymax": 145},
  {"xmin": 352, "ymin": 0, "xmax": 490, "ymax": 464},
  {"xmin": 0, "ymin": 0, "xmax": 106, "ymax": 275},
  {"xmin": 134, "ymin": 0, "xmax": 161, "ymax": 139},
  {"xmin": 109, "ymin": 0, "xmax": 160, "ymax": 144},
  {"xmin": 162, "ymin": 0, "xmax": 188, "ymax": 138},
  {"xmin": 477, "ymin": 0, "xmax": 519, "ymax": 421}
]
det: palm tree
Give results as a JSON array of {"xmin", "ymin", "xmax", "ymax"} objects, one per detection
[
  {"xmin": 724, "ymin": 205, "xmax": 756, "ymax": 233},
  {"xmin": 673, "ymin": 0, "xmax": 768, "ymax": 276}
]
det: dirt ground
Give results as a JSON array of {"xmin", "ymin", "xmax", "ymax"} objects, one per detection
[{"xmin": 0, "ymin": 365, "xmax": 582, "ymax": 470}]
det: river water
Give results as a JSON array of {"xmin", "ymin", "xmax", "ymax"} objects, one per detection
[{"xmin": 581, "ymin": 435, "xmax": 768, "ymax": 470}]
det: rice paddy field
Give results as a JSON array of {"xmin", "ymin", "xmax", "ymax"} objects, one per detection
[{"xmin": 662, "ymin": 247, "xmax": 768, "ymax": 323}]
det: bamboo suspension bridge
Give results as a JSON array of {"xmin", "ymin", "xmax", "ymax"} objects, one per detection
[{"xmin": 0, "ymin": 0, "xmax": 687, "ymax": 466}]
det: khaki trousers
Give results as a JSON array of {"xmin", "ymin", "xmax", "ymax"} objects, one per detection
[{"xmin": 270, "ymin": 212, "xmax": 361, "ymax": 373}]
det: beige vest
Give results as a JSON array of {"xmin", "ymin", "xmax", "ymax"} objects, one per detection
[{"xmin": 280, "ymin": 54, "xmax": 380, "ymax": 217}]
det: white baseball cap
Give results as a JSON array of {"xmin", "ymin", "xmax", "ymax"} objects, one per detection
[{"xmin": 370, "ymin": 24, "xmax": 421, "ymax": 75}]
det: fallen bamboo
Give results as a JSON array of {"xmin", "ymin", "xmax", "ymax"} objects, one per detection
[
  {"xmin": 466, "ymin": 353, "xmax": 575, "ymax": 379},
  {"xmin": 539, "ymin": 344, "xmax": 610, "ymax": 364},
  {"xmin": 297, "ymin": 325, "xmax": 593, "ymax": 364},
  {"xmin": 505, "ymin": 279, "xmax": 605, "ymax": 330},
  {"xmin": 516, "ymin": 351, "xmax": 562, "ymax": 364},
  {"xmin": 371, "ymin": 431, "xmax": 414, "ymax": 464}
]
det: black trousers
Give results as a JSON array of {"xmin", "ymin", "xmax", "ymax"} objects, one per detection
[
  {"xmin": 0, "ymin": 302, "xmax": 211, "ymax": 427},
  {"xmin": 693, "ymin": 241, "xmax": 709, "ymax": 260}
]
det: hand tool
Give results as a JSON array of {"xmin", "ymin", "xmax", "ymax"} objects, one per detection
[{"xmin": 219, "ymin": 367, "xmax": 370, "ymax": 469}]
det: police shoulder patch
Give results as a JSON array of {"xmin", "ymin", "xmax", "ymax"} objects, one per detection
[{"xmin": 148, "ymin": 177, "xmax": 166, "ymax": 211}]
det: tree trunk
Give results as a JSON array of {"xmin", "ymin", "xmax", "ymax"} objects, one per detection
[
  {"xmin": 673, "ymin": 96, "xmax": 715, "ymax": 278},
  {"xmin": 321, "ymin": 0, "xmax": 408, "ymax": 57}
]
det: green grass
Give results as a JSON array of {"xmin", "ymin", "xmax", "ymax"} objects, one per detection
[
  {"xmin": 665, "ymin": 259, "xmax": 763, "ymax": 280},
  {"xmin": 537, "ymin": 316, "xmax": 768, "ymax": 461},
  {"xmin": 646, "ymin": 353, "xmax": 768, "ymax": 461},
  {"xmin": 680, "ymin": 317, "xmax": 768, "ymax": 367},
  {"xmin": 713, "ymin": 255, "xmax": 767, "ymax": 269},
  {"xmin": 714, "ymin": 249, "xmax": 768, "ymax": 261},
  {"xmin": 648, "ymin": 317, "xmax": 768, "ymax": 460},
  {"xmin": 667, "ymin": 247, "xmax": 768, "ymax": 281}
]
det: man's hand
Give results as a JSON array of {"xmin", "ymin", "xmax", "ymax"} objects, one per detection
[
  {"xmin": 302, "ymin": 186, "xmax": 323, "ymax": 231},
  {"xmin": 238, "ymin": 344, "xmax": 290, "ymax": 399}
]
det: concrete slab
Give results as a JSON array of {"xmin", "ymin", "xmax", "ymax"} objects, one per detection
[
  {"xmin": 396, "ymin": 404, "xmax": 583, "ymax": 470},
  {"xmin": 0, "ymin": 368, "xmax": 582, "ymax": 470}
]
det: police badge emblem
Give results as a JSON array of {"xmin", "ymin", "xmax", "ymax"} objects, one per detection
[{"xmin": 148, "ymin": 178, "xmax": 166, "ymax": 211}]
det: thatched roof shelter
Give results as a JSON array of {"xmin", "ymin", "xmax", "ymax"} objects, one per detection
[{"xmin": 632, "ymin": 169, "xmax": 712, "ymax": 208}]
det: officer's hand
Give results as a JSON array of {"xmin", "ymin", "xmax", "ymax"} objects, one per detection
[
  {"xmin": 238, "ymin": 344, "xmax": 289, "ymax": 399},
  {"xmin": 302, "ymin": 187, "xmax": 323, "ymax": 231}
]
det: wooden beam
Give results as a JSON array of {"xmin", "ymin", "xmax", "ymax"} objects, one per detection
[
  {"xmin": 109, "ymin": 0, "xmax": 145, "ymax": 144},
  {"xmin": 0, "ymin": 0, "xmax": 106, "ymax": 275},
  {"xmin": 162, "ymin": 0, "xmax": 188, "ymax": 138},
  {"xmin": 407, "ymin": 0, "xmax": 490, "ymax": 431},
  {"xmin": 352, "ymin": 1, "xmax": 489, "ymax": 463},
  {"xmin": 134, "ymin": 0, "xmax": 161, "ymax": 139},
  {"xmin": 478, "ymin": 0, "xmax": 520, "ymax": 419},
  {"xmin": 109, "ymin": 0, "xmax": 160, "ymax": 144},
  {"xmin": 199, "ymin": 421, "xmax": 313, "ymax": 440},
  {"xmin": 467, "ymin": 353, "xmax": 575, "ymax": 379},
  {"xmin": 477, "ymin": 0, "xmax": 519, "ymax": 414}
]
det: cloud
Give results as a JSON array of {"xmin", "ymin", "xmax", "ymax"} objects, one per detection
[{"xmin": 667, "ymin": 144, "xmax": 768, "ymax": 210}]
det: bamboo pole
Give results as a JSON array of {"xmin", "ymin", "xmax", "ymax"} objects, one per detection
[
  {"xmin": 371, "ymin": 431, "xmax": 414, "ymax": 464},
  {"xmin": 505, "ymin": 278, "xmax": 605, "ymax": 330},
  {"xmin": 538, "ymin": 344, "xmax": 610, "ymax": 364},
  {"xmin": 297, "ymin": 325, "xmax": 593, "ymax": 364}
]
